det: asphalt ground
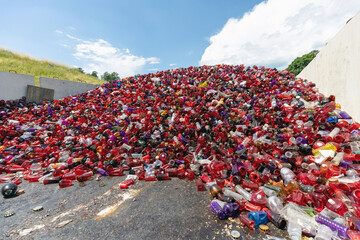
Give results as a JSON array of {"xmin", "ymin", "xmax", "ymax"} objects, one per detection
[{"xmin": 0, "ymin": 176, "xmax": 289, "ymax": 240}]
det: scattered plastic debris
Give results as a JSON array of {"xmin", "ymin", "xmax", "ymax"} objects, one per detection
[
  {"xmin": 18, "ymin": 224, "xmax": 45, "ymax": 236},
  {"xmin": 3, "ymin": 210, "xmax": 15, "ymax": 217},
  {"xmin": 16, "ymin": 189, "xmax": 25, "ymax": 195},
  {"xmin": 32, "ymin": 206, "xmax": 44, "ymax": 212},
  {"xmin": 57, "ymin": 219, "xmax": 72, "ymax": 228},
  {"xmin": 2, "ymin": 182, "xmax": 17, "ymax": 198},
  {"xmin": 230, "ymin": 230, "xmax": 241, "ymax": 239}
]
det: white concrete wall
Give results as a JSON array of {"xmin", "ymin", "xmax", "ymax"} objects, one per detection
[
  {"xmin": 298, "ymin": 11, "xmax": 360, "ymax": 121},
  {"xmin": 0, "ymin": 71, "xmax": 35, "ymax": 101},
  {"xmin": 39, "ymin": 77, "xmax": 99, "ymax": 100}
]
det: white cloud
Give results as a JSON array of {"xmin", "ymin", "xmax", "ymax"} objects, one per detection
[
  {"xmin": 148, "ymin": 57, "xmax": 160, "ymax": 64},
  {"xmin": 169, "ymin": 63, "xmax": 177, "ymax": 66},
  {"xmin": 200, "ymin": 0, "xmax": 360, "ymax": 69},
  {"xmin": 55, "ymin": 30, "xmax": 63, "ymax": 34},
  {"xmin": 66, "ymin": 35, "xmax": 160, "ymax": 77},
  {"xmin": 66, "ymin": 34, "xmax": 82, "ymax": 41},
  {"xmin": 148, "ymin": 68, "xmax": 160, "ymax": 72}
]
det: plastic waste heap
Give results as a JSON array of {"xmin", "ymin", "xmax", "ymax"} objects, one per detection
[{"xmin": 1, "ymin": 64, "xmax": 360, "ymax": 239}]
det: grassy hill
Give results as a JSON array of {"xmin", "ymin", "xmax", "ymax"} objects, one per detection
[{"xmin": 0, "ymin": 49, "xmax": 104, "ymax": 86}]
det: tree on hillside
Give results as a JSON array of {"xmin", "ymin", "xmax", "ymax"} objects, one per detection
[
  {"xmin": 91, "ymin": 71, "xmax": 98, "ymax": 78},
  {"xmin": 77, "ymin": 67, "xmax": 85, "ymax": 74},
  {"xmin": 286, "ymin": 50, "xmax": 319, "ymax": 76},
  {"xmin": 101, "ymin": 72, "xmax": 110, "ymax": 81},
  {"xmin": 101, "ymin": 71, "xmax": 120, "ymax": 82}
]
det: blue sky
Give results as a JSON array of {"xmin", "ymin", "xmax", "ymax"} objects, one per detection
[{"xmin": 0, "ymin": 0, "xmax": 359, "ymax": 78}]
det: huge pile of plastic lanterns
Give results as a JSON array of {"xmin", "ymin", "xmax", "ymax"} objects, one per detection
[{"xmin": 1, "ymin": 64, "xmax": 360, "ymax": 239}]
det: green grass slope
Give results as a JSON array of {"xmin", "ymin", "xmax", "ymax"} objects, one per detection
[{"xmin": 0, "ymin": 49, "xmax": 104, "ymax": 86}]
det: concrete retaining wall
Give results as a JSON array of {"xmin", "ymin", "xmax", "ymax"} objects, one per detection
[
  {"xmin": 0, "ymin": 72, "xmax": 100, "ymax": 102},
  {"xmin": 26, "ymin": 85, "xmax": 54, "ymax": 103},
  {"xmin": 0, "ymin": 71, "xmax": 35, "ymax": 101},
  {"xmin": 39, "ymin": 77, "xmax": 99, "ymax": 100},
  {"xmin": 298, "ymin": 11, "xmax": 360, "ymax": 121}
]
